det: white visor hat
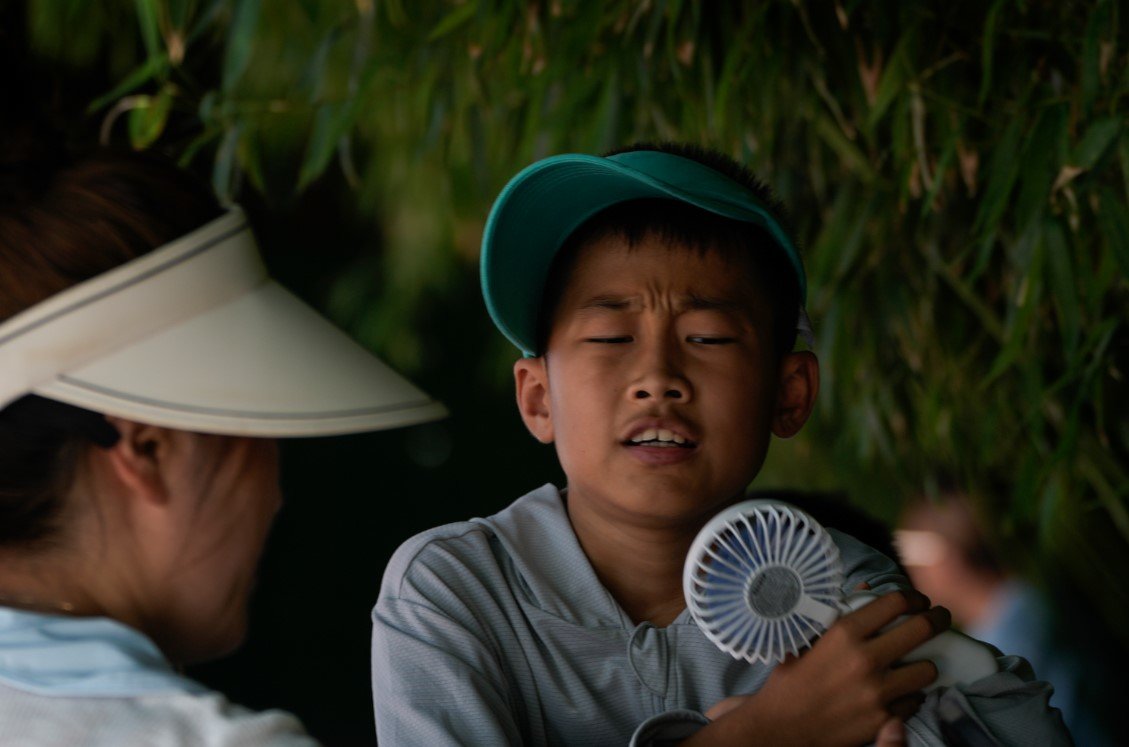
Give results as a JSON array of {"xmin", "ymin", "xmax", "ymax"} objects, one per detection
[{"xmin": 0, "ymin": 208, "xmax": 447, "ymax": 437}]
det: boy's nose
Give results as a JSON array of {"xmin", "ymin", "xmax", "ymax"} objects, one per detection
[
  {"xmin": 627, "ymin": 347, "xmax": 692, "ymax": 402},
  {"xmin": 630, "ymin": 380, "xmax": 688, "ymax": 401}
]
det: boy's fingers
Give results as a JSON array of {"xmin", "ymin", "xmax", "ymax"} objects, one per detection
[
  {"xmin": 883, "ymin": 659, "xmax": 939, "ymax": 698},
  {"xmin": 884, "ymin": 691, "xmax": 922, "ymax": 726},
  {"xmin": 869, "ymin": 606, "xmax": 952, "ymax": 666},
  {"xmin": 928, "ymin": 604, "xmax": 952, "ymax": 632},
  {"xmin": 886, "ymin": 691, "xmax": 927, "ymax": 721},
  {"xmin": 900, "ymin": 588, "xmax": 932, "ymax": 613},
  {"xmin": 875, "ymin": 720, "xmax": 906, "ymax": 747}
]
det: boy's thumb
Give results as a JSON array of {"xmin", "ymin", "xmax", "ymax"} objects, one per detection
[{"xmin": 875, "ymin": 717, "xmax": 906, "ymax": 746}]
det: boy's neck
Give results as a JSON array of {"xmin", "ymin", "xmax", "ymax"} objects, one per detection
[{"xmin": 564, "ymin": 488, "xmax": 730, "ymax": 628}]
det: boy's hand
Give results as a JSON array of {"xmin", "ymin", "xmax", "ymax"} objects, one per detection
[
  {"xmin": 688, "ymin": 590, "xmax": 950, "ymax": 747},
  {"xmin": 875, "ymin": 717, "xmax": 906, "ymax": 746}
]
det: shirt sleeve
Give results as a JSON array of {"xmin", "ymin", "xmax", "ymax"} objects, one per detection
[
  {"xmin": 371, "ymin": 533, "xmax": 524, "ymax": 746},
  {"xmin": 907, "ymin": 655, "xmax": 1073, "ymax": 747},
  {"xmin": 628, "ymin": 709, "xmax": 710, "ymax": 747},
  {"xmin": 832, "ymin": 530, "xmax": 1073, "ymax": 746}
]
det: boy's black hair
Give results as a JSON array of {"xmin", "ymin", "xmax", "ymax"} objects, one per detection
[{"xmin": 533, "ymin": 142, "xmax": 802, "ymax": 357}]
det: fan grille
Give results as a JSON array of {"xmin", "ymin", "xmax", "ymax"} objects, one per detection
[{"xmin": 684, "ymin": 500, "xmax": 843, "ymax": 664}]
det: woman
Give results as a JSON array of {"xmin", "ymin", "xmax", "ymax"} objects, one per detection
[{"xmin": 0, "ymin": 135, "xmax": 445, "ymax": 743}]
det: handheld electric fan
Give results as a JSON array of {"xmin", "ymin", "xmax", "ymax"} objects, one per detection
[{"xmin": 683, "ymin": 500, "xmax": 998, "ymax": 689}]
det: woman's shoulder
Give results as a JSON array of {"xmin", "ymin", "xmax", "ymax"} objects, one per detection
[
  {"xmin": 0, "ymin": 680, "xmax": 319, "ymax": 746},
  {"xmin": 139, "ymin": 690, "xmax": 320, "ymax": 746}
]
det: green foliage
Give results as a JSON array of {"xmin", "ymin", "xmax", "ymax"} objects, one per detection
[{"xmin": 25, "ymin": 0, "xmax": 1129, "ymax": 642}]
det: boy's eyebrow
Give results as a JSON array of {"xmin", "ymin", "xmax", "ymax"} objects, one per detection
[
  {"xmin": 575, "ymin": 293, "xmax": 746, "ymax": 313},
  {"xmin": 578, "ymin": 295, "xmax": 634, "ymax": 311},
  {"xmin": 683, "ymin": 293, "xmax": 744, "ymax": 312}
]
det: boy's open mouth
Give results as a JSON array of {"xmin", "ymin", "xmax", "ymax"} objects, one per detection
[{"xmin": 624, "ymin": 427, "xmax": 697, "ymax": 449}]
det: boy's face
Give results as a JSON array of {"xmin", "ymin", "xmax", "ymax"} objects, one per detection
[{"xmin": 514, "ymin": 233, "xmax": 818, "ymax": 530}]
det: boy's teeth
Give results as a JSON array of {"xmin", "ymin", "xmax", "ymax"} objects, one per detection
[{"xmin": 631, "ymin": 428, "xmax": 688, "ymax": 445}]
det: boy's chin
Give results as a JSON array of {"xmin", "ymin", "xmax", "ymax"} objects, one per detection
[{"xmin": 569, "ymin": 479, "xmax": 747, "ymax": 526}]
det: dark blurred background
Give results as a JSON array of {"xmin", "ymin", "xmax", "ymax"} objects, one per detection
[{"xmin": 3, "ymin": 1, "xmax": 1127, "ymax": 744}]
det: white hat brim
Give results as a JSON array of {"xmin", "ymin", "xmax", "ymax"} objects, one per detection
[
  {"xmin": 2, "ymin": 208, "xmax": 446, "ymax": 436},
  {"xmin": 35, "ymin": 282, "xmax": 446, "ymax": 436}
]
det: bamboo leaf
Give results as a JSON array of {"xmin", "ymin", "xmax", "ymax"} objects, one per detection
[
  {"xmin": 167, "ymin": 0, "xmax": 192, "ymax": 31},
  {"xmin": 238, "ymin": 129, "xmax": 267, "ymax": 193},
  {"xmin": 86, "ymin": 55, "xmax": 168, "ymax": 114},
  {"xmin": 298, "ymin": 63, "xmax": 379, "ymax": 191},
  {"xmin": 428, "ymin": 1, "xmax": 478, "ymax": 42},
  {"xmin": 383, "ymin": 0, "xmax": 408, "ymax": 29},
  {"xmin": 1098, "ymin": 187, "xmax": 1129, "ymax": 278},
  {"xmin": 127, "ymin": 86, "xmax": 173, "ymax": 149},
  {"xmin": 222, "ymin": 0, "xmax": 262, "ymax": 90},
  {"xmin": 977, "ymin": 0, "xmax": 1007, "ymax": 106},
  {"xmin": 296, "ymin": 0, "xmax": 320, "ymax": 23},
  {"xmin": 810, "ymin": 188, "xmax": 865, "ymax": 286},
  {"xmin": 177, "ymin": 128, "xmax": 221, "ymax": 168},
  {"xmin": 1014, "ymin": 105, "xmax": 1067, "ymax": 233},
  {"xmin": 591, "ymin": 69, "xmax": 621, "ymax": 153},
  {"xmin": 920, "ymin": 135, "xmax": 957, "ymax": 218},
  {"xmin": 865, "ymin": 36, "xmax": 910, "ymax": 132},
  {"xmin": 983, "ymin": 223, "xmax": 1044, "ymax": 386},
  {"xmin": 186, "ymin": 0, "xmax": 228, "ymax": 45},
  {"xmin": 971, "ymin": 116, "xmax": 1024, "ymax": 278},
  {"xmin": 1070, "ymin": 118, "xmax": 1121, "ymax": 170},
  {"xmin": 1043, "ymin": 218, "xmax": 1080, "ymax": 358},
  {"xmin": 133, "ymin": 0, "xmax": 161, "ymax": 59},
  {"xmin": 198, "ymin": 91, "xmax": 218, "ymax": 123},
  {"xmin": 1038, "ymin": 473, "xmax": 1067, "ymax": 545},
  {"xmin": 1080, "ymin": 0, "xmax": 1111, "ymax": 114},
  {"xmin": 300, "ymin": 25, "xmax": 342, "ymax": 104},
  {"xmin": 813, "ymin": 114, "xmax": 876, "ymax": 183},
  {"xmin": 212, "ymin": 124, "xmax": 242, "ymax": 205},
  {"xmin": 1121, "ymin": 132, "xmax": 1129, "ymax": 198},
  {"xmin": 297, "ymin": 105, "xmax": 341, "ymax": 191}
]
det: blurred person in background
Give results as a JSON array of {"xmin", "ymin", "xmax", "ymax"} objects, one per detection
[
  {"xmin": 0, "ymin": 130, "xmax": 444, "ymax": 744},
  {"xmin": 896, "ymin": 488, "xmax": 1117, "ymax": 746}
]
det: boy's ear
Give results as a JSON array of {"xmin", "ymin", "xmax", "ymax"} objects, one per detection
[
  {"xmin": 513, "ymin": 357, "xmax": 555, "ymax": 444},
  {"xmin": 98, "ymin": 417, "xmax": 174, "ymax": 506},
  {"xmin": 771, "ymin": 351, "xmax": 819, "ymax": 438}
]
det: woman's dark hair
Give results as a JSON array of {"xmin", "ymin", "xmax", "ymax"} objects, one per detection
[{"xmin": 0, "ymin": 129, "xmax": 222, "ymax": 548}]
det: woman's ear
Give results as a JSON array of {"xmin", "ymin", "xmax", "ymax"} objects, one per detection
[
  {"xmin": 513, "ymin": 357, "xmax": 555, "ymax": 444},
  {"xmin": 98, "ymin": 417, "xmax": 175, "ymax": 506},
  {"xmin": 771, "ymin": 351, "xmax": 820, "ymax": 438}
]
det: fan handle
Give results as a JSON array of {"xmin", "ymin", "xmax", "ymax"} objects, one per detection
[{"xmin": 843, "ymin": 591, "xmax": 999, "ymax": 689}]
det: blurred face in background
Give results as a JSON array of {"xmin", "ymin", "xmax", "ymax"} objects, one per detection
[{"xmin": 895, "ymin": 496, "xmax": 1005, "ymax": 629}]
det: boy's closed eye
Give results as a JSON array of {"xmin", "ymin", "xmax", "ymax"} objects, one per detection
[
  {"xmin": 687, "ymin": 335, "xmax": 737, "ymax": 345},
  {"xmin": 586, "ymin": 336, "xmax": 633, "ymax": 343},
  {"xmin": 583, "ymin": 335, "xmax": 738, "ymax": 344}
]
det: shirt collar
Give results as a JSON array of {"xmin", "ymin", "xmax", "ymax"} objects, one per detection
[
  {"xmin": 0, "ymin": 605, "xmax": 207, "ymax": 697},
  {"xmin": 473, "ymin": 483, "xmax": 691, "ymax": 629}
]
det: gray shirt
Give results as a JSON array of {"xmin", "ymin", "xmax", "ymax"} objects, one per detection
[{"xmin": 371, "ymin": 484, "xmax": 1070, "ymax": 746}]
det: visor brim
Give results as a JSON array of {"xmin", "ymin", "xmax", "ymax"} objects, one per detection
[{"xmin": 35, "ymin": 281, "xmax": 446, "ymax": 437}]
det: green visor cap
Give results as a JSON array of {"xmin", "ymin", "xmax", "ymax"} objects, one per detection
[{"xmin": 479, "ymin": 149, "xmax": 807, "ymax": 357}]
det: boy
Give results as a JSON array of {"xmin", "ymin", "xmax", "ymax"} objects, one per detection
[{"xmin": 371, "ymin": 143, "xmax": 1070, "ymax": 745}]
